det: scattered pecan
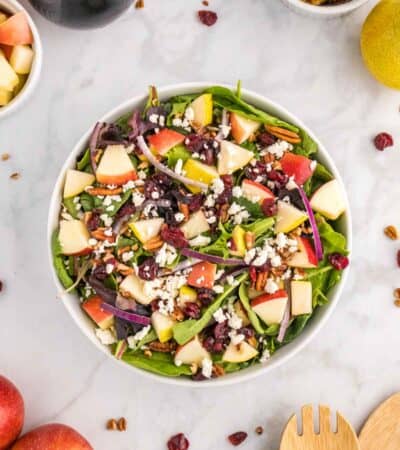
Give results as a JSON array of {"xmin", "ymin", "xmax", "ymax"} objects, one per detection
[
  {"xmin": 171, "ymin": 307, "xmax": 185, "ymax": 322},
  {"xmin": 255, "ymin": 271, "xmax": 267, "ymax": 291},
  {"xmin": 212, "ymin": 364, "xmax": 225, "ymax": 378},
  {"xmin": 394, "ymin": 288, "xmax": 400, "ymax": 300},
  {"xmin": 10, "ymin": 172, "xmax": 20, "ymax": 180},
  {"xmin": 384, "ymin": 225, "xmax": 398, "ymax": 240},
  {"xmin": 247, "ymin": 336, "xmax": 258, "ymax": 348},
  {"xmin": 143, "ymin": 235, "xmax": 164, "ymax": 251},
  {"xmin": 244, "ymin": 231, "xmax": 255, "ymax": 250},
  {"xmin": 87, "ymin": 186, "xmax": 122, "ymax": 196},
  {"xmin": 178, "ymin": 202, "xmax": 190, "ymax": 221},
  {"xmin": 90, "ymin": 228, "xmax": 115, "ymax": 242},
  {"xmin": 117, "ymin": 417, "xmax": 127, "ymax": 431},
  {"xmin": 135, "ymin": 0, "xmax": 144, "ymax": 8},
  {"xmin": 395, "ymin": 299, "xmax": 400, "ymax": 308},
  {"xmin": 116, "ymin": 263, "xmax": 134, "ymax": 276},
  {"xmin": 219, "ymin": 203, "xmax": 229, "ymax": 223},
  {"xmin": 202, "ymin": 0, "xmax": 209, "ymax": 5},
  {"xmin": 1, "ymin": 153, "xmax": 10, "ymax": 161},
  {"xmin": 117, "ymin": 245, "xmax": 132, "ymax": 256},
  {"xmin": 265, "ymin": 125, "xmax": 301, "ymax": 144},
  {"xmin": 255, "ymin": 426, "xmax": 264, "ymax": 435},
  {"xmin": 106, "ymin": 419, "xmax": 118, "ymax": 430},
  {"xmin": 143, "ymin": 349, "xmax": 152, "ymax": 358},
  {"xmin": 148, "ymin": 340, "xmax": 177, "ymax": 353}
]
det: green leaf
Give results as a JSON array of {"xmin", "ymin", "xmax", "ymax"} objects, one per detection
[
  {"xmin": 76, "ymin": 149, "xmax": 91, "ymax": 171},
  {"xmin": 173, "ymin": 273, "xmax": 248, "ymax": 345},
  {"xmin": 166, "ymin": 94, "xmax": 198, "ymax": 126},
  {"xmin": 317, "ymin": 214, "xmax": 348, "ymax": 255},
  {"xmin": 264, "ymin": 323, "xmax": 280, "ymax": 336},
  {"xmin": 166, "ymin": 144, "xmax": 191, "ymax": 168},
  {"xmin": 101, "ymin": 190, "xmax": 132, "ymax": 217},
  {"xmin": 303, "ymin": 163, "xmax": 333, "ymax": 196},
  {"xmin": 80, "ymin": 192, "xmax": 94, "ymax": 212},
  {"xmin": 115, "ymin": 112, "xmax": 133, "ymax": 133},
  {"xmin": 282, "ymin": 315, "xmax": 311, "ymax": 344},
  {"xmin": 51, "ymin": 231, "xmax": 76, "ymax": 293},
  {"xmin": 122, "ymin": 351, "xmax": 192, "ymax": 377},
  {"xmin": 292, "ymin": 128, "xmax": 318, "ymax": 157},
  {"xmin": 200, "ymin": 222, "xmax": 232, "ymax": 258},
  {"xmin": 233, "ymin": 197, "xmax": 264, "ymax": 220},
  {"xmin": 242, "ymin": 217, "xmax": 275, "ymax": 237},
  {"xmin": 63, "ymin": 197, "xmax": 79, "ymax": 219},
  {"xmin": 143, "ymin": 86, "xmax": 160, "ymax": 116},
  {"xmin": 238, "ymin": 282, "xmax": 265, "ymax": 334}
]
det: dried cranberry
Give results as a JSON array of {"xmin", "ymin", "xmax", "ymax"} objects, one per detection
[
  {"xmin": 216, "ymin": 174, "xmax": 233, "ymax": 204},
  {"xmin": 116, "ymin": 203, "xmax": 136, "ymax": 220},
  {"xmin": 203, "ymin": 336, "xmax": 215, "ymax": 352},
  {"xmin": 261, "ymin": 198, "xmax": 277, "ymax": 217},
  {"xmin": 249, "ymin": 266, "xmax": 257, "ymax": 283},
  {"xmin": 203, "ymin": 146, "xmax": 215, "ymax": 165},
  {"xmin": 167, "ymin": 433, "xmax": 190, "ymax": 450},
  {"xmin": 144, "ymin": 179, "xmax": 164, "ymax": 200},
  {"xmin": 214, "ymin": 321, "xmax": 229, "ymax": 340},
  {"xmin": 244, "ymin": 161, "xmax": 267, "ymax": 183},
  {"xmin": 188, "ymin": 194, "xmax": 204, "ymax": 213},
  {"xmin": 138, "ymin": 257, "xmax": 159, "ymax": 281},
  {"xmin": 185, "ymin": 134, "xmax": 205, "ymax": 153},
  {"xmin": 92, "ymin": 264, "xmax": 108, "ymax": 280},
  {"xmin": 268, "ymin": 169, "xmax": 288, "ymax": 186},
  {"xmin": 258, "ymin": 132, "xmax": 276, "ymax": 146},
  {"xmin": 197, "ymin": 287, "xmax": 215, "ymax": 306},
  {"xmin": 87, "ymin": 211, "xmax": 101, "ymax": 231},
  {"xmin": 150, "ymin": 299, "xmax": 159, "ymax": 312},
  {"xmin": 152, "ymin": 172, "xmax": 172, "ymax": 188},
  {"xmin": 184, "ymin": 302, "xmax": 201, "ymax": 319},
  {"xmin": 374, "ymin": 132, "xmax": 394, "ymax": 151},
  {"xmin": 213, "ymin": 339, "xmax": 225, "ymax": 353},
  {"xmin": 198, "ymin": 10, "xmax": 218, "ymax": 26},
  {"xmin": 397, "ymin": 250, "xmax": 400, "ymax": 268},
  {"xmin": 328, "ymin": 253, "xmax": 349, "ymax": 270},
  {"xmin": 228, "ymin": 431, "xmax": 248, "ymax": 446},
  {"xmin": 160, "ymin": 226, "xmax": 188, "ymax": 249},
  {"xmin": 0, "ymin": 280, "xmax": 3, "ymax": 292},
  {"xmin": 239, "ymin": 327, "xmax": 254, "ymax": 339}
]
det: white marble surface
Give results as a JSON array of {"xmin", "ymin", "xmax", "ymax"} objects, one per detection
[{"xmin": 1, "ymin": 0, "xmax": 400, "ymax": 448}]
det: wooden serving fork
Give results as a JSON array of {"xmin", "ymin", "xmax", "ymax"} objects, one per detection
[{"xmin": 280, "ymin": 405, "xmax": 360, "ymax": 450}]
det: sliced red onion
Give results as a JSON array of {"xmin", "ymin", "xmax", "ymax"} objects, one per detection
[
  {"xmin": 136, "ymin": 136, "xmax": 208, "ymax": 191},
  {"xmin": 89, "ymin": 122, "xmax": 105, "ymax": 173},
  {"xmin": 181, "ymin": 248, "xmax": 244, "ymax": 266},
  {"xmin": 297, "ymin": 185, "xmax": 323, "ymax": 261},
  {"xmin": 277, "ymin": 279, "xmax": 292, "ymax": 343},
  {"xmin": 101, "ymin": 302, "xmax": 151, "ymax": 326}
]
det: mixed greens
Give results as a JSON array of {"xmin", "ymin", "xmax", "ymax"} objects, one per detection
[{"xmin": 52, "ymin": 84, "xmax": 349, "ymax": 380}]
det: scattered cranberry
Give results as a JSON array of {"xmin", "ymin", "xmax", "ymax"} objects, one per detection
[
  {"xmin": 261, "ymin": 198, "xmax": 277, "ymax": 217},
  {"xmin": 150, "ymin": 299, "xmax": 160, "ymax": 312},
  {"xmin": 87, "ymin": 211, "xmax": 101, "ymax": 231},
  {"xmin": 138, "ymin": 257, "xmax": 159, "ymax": 281},
  {"xmin": 116, "ymin": 203, "xmax": 136, "ymax": 220},
  {"xmin": 258, "ymin": 132, "xmax": 276, "ymax": 146},
  {"xmin": 0, "ymin": 280, "xmax": 3, "ymax": 292},
  {"xmin": 267, "ymin": 169, "xmax": 288, "ymax": 186},
  {"xmin": 212, "ymin": 339, "xmax": 225, "ymax": 353},
  {"xmin": 239, "ymin": 327, "xmax": 254, "ymax": 339},
  {"xmin": 192, "ymin": 372, "xmax": 207, "ymax": 381},
  {"xmin": 203, "ymin": 336, "xmax": 215, "ymax": 352},
  {"xmin": 152, "ymin": 172, "xmax": 172, "ymax": 188},
  {"xmin": 228, "ymin": 431, "xmax": 248, "ymax": 446},
  {"xmin": 197, "ymin": 287, "xmax": 215, "ymax": 306},
  {"xmin": 167, "ymin": 433, "xmax": 190, "ymax": 450},
  {"xmin": 144, "ymin": 179, "xmax": 164, "ymax": 200},
  {"xmin": 184, "ymin": 302, "xmax": 201, "ymax": 319},
  {"xmin": 198, "ymin": 10, "xmax": 218, "ymax": 26},
  {"xmin": 185, "ymin": 134, "xmax": 205, "ymax": 153},
  {"xmin": 244, "ymin": 161, "xmax": 267, "ymax": 183},
  {"xmin": 214, "ymin": 321, "xmax": 229, "ymax": 340},
  {"xmin": 93, "ymin": 264, "xmax": 108, "ymax": 280},
  {"xmin": 397, "ymin": 250, "xmax": 400, "ymax": 268},
  {"xmin": 188, "ymin": 194, "xmax": 204, "ymax": 212},
  {"xmin": 161, "ymin": 226, "xmax": 188, "ymax": 249},
  {"xmin": 249, "ymin": 266, "xmax": 257, "ymax": 283},
  {"xmin": 328, "ymin": 253, "xmax": 349, "ymax": 270},
  {"xmin": 374, "ymin": 132, "xmax": 394, "ymax": 151}
]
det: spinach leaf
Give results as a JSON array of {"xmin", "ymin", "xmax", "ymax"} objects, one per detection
[
  {"xmin": 317, "ymin": 214, "xmax": 348, "ymax": 255},
  {"xmin": 51, "ymin": 231, "xmax": 76, "ymax": 293},
  {"xmin": 264, "ymin": 323, "xmax": 280, "ymax": 336},
  {"xmin": 204, "ymin": 86, "xmax": 299, "ymax": 132},
  {"xmin": 238, "ymin": 283, "xmax": 265, "ymax": 334},
  {"xmin": 76, "ymin": 149, "xmax": 91, "ymax": 171},
  {"xmin": 233, "ymin": 197, "xmax": 264, "ymax": 219},
  {"xmin": 166, "ymin": 94, "xmax": 198, "ymax": 126},
  {"xmin": 115, "ymin": 112, "xmax": 133, "ymax": 133},
  {"xmin": 122, "ymin": 351, "xmax": 192, "ymax": 377},
  {"xmin": 242, "ymin": 217, "xmax": 275, "ymax": 238},
  {"xmin": 283, "ymin": 315, "xmax": 311, "ymax": 344},
  {"xmin": 137, "ymin": 329, "xmax": 157, "ymax": 347},
  {"xmin": 292, "ymin": 128, "xmax": 318, "ymax": 157},
  {"xmin": 303, "ymin": 163, "xmax": 333, "ymax": 196},
  {"xmin": 173, "ymin": 273, "xmax": 248, "ymax": 344},
  {"xmin": 80, "ymin": 192, "xmax": 94, "ymax": 212},
  {"xmin": 166, "ymin": 144, "xmax": 191, "ymax": 168},
  {"xmin": 200, "ymin": 222, "xmax": 232, "ymax": 258},
  {"xmin": 63, "ymin": 197, "xmax": 79, "ymax": 219},
  {"xmin": 101, "ymin": 190, "xmax": 132, "ymax": 217}
]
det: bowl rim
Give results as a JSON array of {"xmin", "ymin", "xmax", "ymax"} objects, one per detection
[
  {"xmin": 47, "ymin": 82, "xmax": 352, "ymax": 388},
  {"xmin": 0, "ymin": 0, "xmax": 43, "ymax": 119},
  {"xmin": 282, "ymin": 0, "xmax": 370, "ymax": 16}
]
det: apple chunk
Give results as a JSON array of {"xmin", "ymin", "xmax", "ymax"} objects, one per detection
[
  {"xmin": 223, "ymin": 341, "xmax": 258, "ymax": 363},
  {"xmin": 180, "ymin": 210, "xmax": 210, "ymax": 239},
  {"xmin": 82, "ymin": 296, "xmax": 114, "ymax": 330},
  {"xmin": 96, "ymin": 145, "xmax": 137, "ymax": 186},
  {"xmin": 241, "ymin": 179, "xmax": 274, "ymax": 203},
  {"xmin": 291, "ymin": 280, "xmax": 312, "ymax": 316},
  {"xmin": 183, "ymin": 158, "xmax": 218, "ymax": 193},
  {"xmin": 9, "ymin": 44, "xmax": 34, "ymax": 74},
  {"xmin": 251, "ymin": 290, "xmax": 288, "ymax": 325},
  {"xmin": 187, "ymin": 261, "xmax": 216, "ymax": 289},
  {"xmin": 58, "ymin": 220, "xmax": 92, "ymax": 256},
  {"xmin": 190, "ymin": 93, "xmax": 213, "ymax": 128},
  {"xmin": 0, "ymin": 12, "xmax": 33, "ymax": 46},
  {"xmin": 152, "ymin": 311, "xmax": 175, "ymax": 343},
  {"xmin": 280, "ymin": 152, "xmax": 314, "ymax": 185},
  {"xmin": 119, "ymin": 273, "xmax": 156, "ymax": 305},
  {"xmin": 0, "ymin": 49, "xmax": 18, "ymax": 91},
  {"xmin": 129, "ymin": 218, "xmax": 164, "ymax": 244},
  {"xmin": 217, "ymin": 140, "xmax": 254, "ymax": 175},
  {"xmin": 275, "ymin": 200, "xmax": 307, "ymax": 233},
  {"xmin": 310, "ymin": 179, "xmax": 346, "ymax": 220},
  {"xmin": 174, "ymin": 335, "xmax": 210, "ymax": 366},
  {"xmin": 63, "ymin": 169, "xmax": 95, "ymax": 198},
  {"xmin": 230, "ymin": 112, "xmax": 261, "ymax": 144},
  {"xmin": 147, "ymin": 128, "xmax": 185, "ymax": 156},
  {"xmin": 288, "ymin": 236, "xmax": 318, "ymax": 269}
]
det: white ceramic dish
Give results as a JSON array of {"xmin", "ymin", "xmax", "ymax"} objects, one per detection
[
  {"xmin": 280, "ymin": 0, "xmax": 370, "ymax": 18},
  {"xmin": 47, "ymin": 82, "xmax": 352, "ymax": 387},
  {"xmin": 0, "ymin": 0, "xmax": 42, "ymax": 119}
]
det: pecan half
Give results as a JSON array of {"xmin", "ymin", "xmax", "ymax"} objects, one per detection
[
  {"xmin": 90, "ymin": 228, "xmax": 115, "ymax": 242},
  {"xmin": 265, "ymin": 125, "xmax": 301, "ymax": 144},
  {"xmin": 148, "ymin": 341, "xmax": 177, "ymax": 352},
  {"xmin": 143, "ymin": 236, "xmax": 164, "ymax": 251},
  {"xmin": 87, "ymin": 187, "xmax": 122, "ymax": 196},
  {"xmin": 384, "ymin": 225, "xmax": 398, "ymax": 240}
]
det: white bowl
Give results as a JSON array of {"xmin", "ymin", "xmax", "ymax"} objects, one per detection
[
  {"xmin": 47, "ymin": 82, "xmax": 352, "ymax": 387},
  {"xmin": 0, "ymin": 0, "xmax": 42, "ymax": 119},
  {"xmin": 280, "ymin": 0, "xmax": 370, "ymax": 18}
]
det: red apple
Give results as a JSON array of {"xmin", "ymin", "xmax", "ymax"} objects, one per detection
[
  {"xmin": 0, "ymin": 12, "xmax": 33, "ymax": 46},
  {"xmin": 0, "ymin": 375, "xmax": 24, "ymax": 450},
  {"xmin": 58, "ymin": 220, "xmax": 92, "ymax": 256},
  {"xmin": 280, "ymin": 152, "xmax": 314, "ymax": 185},
  {"xmin": 187, "ymin": 261, "xmax": 216, "ymax": 289},
  {"xmin": 11, "ymin": 423, "xmax": 93, "ymax": 450},
  {"xmin": 230, "ymin": 112, "xmax": 260, "ymax": 144},
  {"xmin": 96, "ymin": 145, "xmax": 137, "ymax": 186},
  {"xmin": 241, "ymin": 179, "xmax": 274, "ymax": 203},
  {"xmin": 82, "ymin": 296, "xmax": 114, "ymax": 330},
  {"xmin": 251, "ymin": 290, "xmax": 288, "ymax": 325},
  {"xmin": 147, "ymin": 128, "xmax": 185, "ymax": 155},
  {"xmin": 288, "ymin": 236, "xmax": 318, "ymax": 269}
]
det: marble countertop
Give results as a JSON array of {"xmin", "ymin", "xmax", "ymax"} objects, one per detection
[{"xmin": 1, "ymin": 0, "xmax": 400, "ymax": 448}]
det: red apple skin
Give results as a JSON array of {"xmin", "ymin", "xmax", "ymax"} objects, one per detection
[
  {"xmin": 11, "ymin": 424, "xmax": 93, "ymax": 450},
  {"xmin": 280, "ymin": 153, "xmax": 313, "ymax": 185},
  {"xmin": 250, "ymin": 289, "xmax": 288, "ymax": 307},
  {"xmin": 300, "ymin": 236, "xmax": 318, "ymax": 266},
  {"xmin": 0, "ymin": 375, "xmax": 24, "ymax": 450}
]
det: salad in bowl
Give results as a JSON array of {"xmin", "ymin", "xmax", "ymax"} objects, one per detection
[{"xmin": 50, "ymin": 83, "xmax": 350, "ymax": 383}]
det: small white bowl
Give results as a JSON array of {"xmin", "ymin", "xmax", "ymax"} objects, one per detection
[
  {"xmin": 47, "ymin": 82, "xmax": 352, "ymax": 387},
  {"xmin": 280, "ymin": 0, "xmax": 370, "ymax": 18},
  {"xmin": 0, "ymin": 0, "xmax": 42, "ymax": 119}
]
